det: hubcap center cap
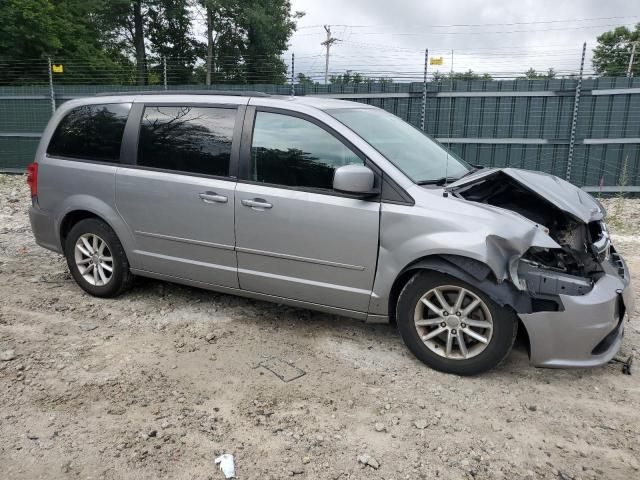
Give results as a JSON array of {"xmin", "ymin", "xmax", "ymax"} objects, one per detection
[{"xmin": 445, "ymin": 316, "xmax": 460, "ymax": 328}]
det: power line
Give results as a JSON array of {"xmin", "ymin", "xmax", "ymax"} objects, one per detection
[
  {"xmin": 296, "ymin": 15, "xmax": 640, "ymax": 30},
  {"xmin": 294, "ymin": 22, "xmax": 638, "ymax": 37}
]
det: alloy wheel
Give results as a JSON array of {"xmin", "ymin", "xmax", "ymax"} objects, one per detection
[
  {"xmin": 414, "ymin": 285, "xmax": 493, "ymax": 360},
  {"xmin": 74, "ymin": 233, "xmax": 113, "ymax": 286}
]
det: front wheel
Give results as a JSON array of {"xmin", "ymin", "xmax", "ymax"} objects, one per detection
[{"xmin": 396, "ymin": 271, "xmax": 517, "ymax": 375}]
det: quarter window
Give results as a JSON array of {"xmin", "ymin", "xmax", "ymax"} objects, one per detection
[
  {"xmin": 137, "ymin": 106, "xmax": 236, "ymax": 177},
  {"xmin": 47, "ymin": 103, "xmax": 131, "ymax": 162},
  {"xmin": 250, "ymin": 111, "xmax": 363, "ymax": 190}
]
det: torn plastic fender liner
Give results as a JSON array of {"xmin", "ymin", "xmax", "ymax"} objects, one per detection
[{"xmin": 403, "ymin": 255, "xmax": 534, "ymax": 314}]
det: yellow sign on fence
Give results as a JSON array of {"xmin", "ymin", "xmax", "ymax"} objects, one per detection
[
  {"xmin": 52, "ymin": 64, "xmax": 64, "ymax": 73},
  {"xmin": 429, "ymin": 57, "xmax": 443, "ymax": 66}
]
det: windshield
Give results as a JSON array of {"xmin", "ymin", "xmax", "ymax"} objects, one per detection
[{"xmin": 328, "ymin": 108, "xmax": 470, "ymax": 184}]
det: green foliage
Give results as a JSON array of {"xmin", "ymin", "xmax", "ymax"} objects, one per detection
[
  {"xmin": 432, "ymin": 70, "xmax": 493, "ymax": 81},
  {"xmin": 0, "ymin": 0, "xmax": 130, "ymax": 84},
  {"xmin": 148, "ymin": 0, "xmax": 200, "ymax": 83},
  {"xmin": 242, "ymin": 0, "xmax": 303, "ymax": 84},
  {"xmin": 521, "ymin": 68, "xmax": 556, "ymax": 79},
  {"xmin": 592, "ymin": 24, "xmax": 640, "ymax": 77},
  {"xmin": 296, "ymin": 73, "xmax": 316, "ymax": 85},
  {"xmin": 0, "ymin": 0, "xmax": 302, "ymax": 85},
  {"xmin": 0, "ymin": 0, "xmax": 60, "ymax": 59},
  {"xmin": 328, "ymin": 71, "xmax": 393, "ymax": 85}
]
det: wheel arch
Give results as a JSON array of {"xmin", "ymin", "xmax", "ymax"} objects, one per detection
[
  {"xmin": 60, "ymin": 210, "xmax": 104, "ymax": 247},
  {"xmin": 55, "ymin": 197, "xmax": 138, "ymax": 269},
  {"xmin": 388, "ymin": 254, "xmax": 533, "ymax": 325}
]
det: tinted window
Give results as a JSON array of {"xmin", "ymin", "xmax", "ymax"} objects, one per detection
[
  {"xmin": 138, "ymin": 106, "xmax": 235, "ymax": 177},
  {"xmin": 47, "ymin": 103, "xmax": 131, "ymax": 162},
  {"xmin": 250, "ymin": 111, "xmax": 363, "ymax": 190}
]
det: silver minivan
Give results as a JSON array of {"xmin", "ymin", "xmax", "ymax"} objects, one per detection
[{"xmin": 27, "ymin": 91, "xmax": 634, "ymax": 375}]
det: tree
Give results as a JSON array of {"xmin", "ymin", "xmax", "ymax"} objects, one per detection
[
  {"xmin": 432, "ymin": 70, "xmax": 493, "ymax": 81},
  {"xmin": 0, "ymin": 0, "xmax": 60, "ymax": 61},
  {"xmin": 0, "ymin": 0, "xmax": 302, "ymax": 86},
  {"xmin": 94, "ymin": 0, "xmax": 149, "ymax": 85},
  {"xmin": 242, "ymin": 0, "xmax": 303, "ymax": 83},
  {"xmin": 592, "ymin": 24, "xmax": 640, "ymax": 77},
  {"xmin": 522, "ymin": 67, "xmax": 556, "ymax": 79},
  {"xmin": 328, "ymin": 71, "xmax": 392, "ymax": 84},
  {"xmin": 201, "ymin": 0, "xmax": 240, "ymax": 85},
  {"xmin": 147, "ymin": 0, "xmax": 201, "ymax": 84},
  {"xmin": 0, "ymin": 0, "xmax": 132, "ymax": 84},
  {"xmin": 296, "ymin": 73, "xmax": 315, "ymax": 85},
  {"xmin": 196, "ymin": 0, "xmax": 302, "ymax": 84}
]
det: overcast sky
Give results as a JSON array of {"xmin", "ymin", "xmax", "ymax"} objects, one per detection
[{"xmin": 285, "ymin": 0, "xmax": 639, "ymax": 81}]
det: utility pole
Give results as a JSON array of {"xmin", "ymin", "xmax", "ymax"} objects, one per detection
[
  {"xmin": 321, "ymin": 25, "xmax": 339, "ymax": 85},
  {"xmin": 627, "ymin": 41, "xmax": 637, "ymax": 77}
]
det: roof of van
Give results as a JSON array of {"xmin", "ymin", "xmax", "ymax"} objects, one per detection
[{"xmin": 90, "ymin": 90, "xmax": 374, "ymax": 111}]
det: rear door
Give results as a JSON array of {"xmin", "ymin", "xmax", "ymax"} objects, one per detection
[
  {"xmin": 115, "ymin": 101, "xmax": 244, "ymax": 287},
  {"xmin": 234, "ymin": 107, "xmax": 381, "ymax": 312}
]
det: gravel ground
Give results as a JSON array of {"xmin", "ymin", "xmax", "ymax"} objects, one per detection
[{"xmin": 1, "ymin": 173, "xmax": 639, "ymax": 480}]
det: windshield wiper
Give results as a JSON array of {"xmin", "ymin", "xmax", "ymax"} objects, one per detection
[
  {"xmin": 416, "ymin": 166, "xmax": 483, "ymax": 186},
  {"xmin": 416, "ymin": 176, "xmax": 459, "ymax": 186}
]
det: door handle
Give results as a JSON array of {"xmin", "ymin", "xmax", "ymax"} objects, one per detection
[
  {"xmin": 199, "ymin": 192, "xmax": 228, "ymax": 204},
  {"xmin": 241, "ymin": 198, "xmax": 273, "ymax": 209}
]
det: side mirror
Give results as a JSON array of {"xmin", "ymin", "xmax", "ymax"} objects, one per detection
[{"xmin": 333, "ymin": 165, "xmax": 375, "ymax": 194}]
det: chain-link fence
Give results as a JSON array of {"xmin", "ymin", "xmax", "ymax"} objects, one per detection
[{"xmin": 1, "ymin": 54, "xmax": 639, "ymax": 191}]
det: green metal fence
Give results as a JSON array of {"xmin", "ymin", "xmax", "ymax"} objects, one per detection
[{"xmin": 1, "ymin": 78, "xmax": 639, "ymax": 189}]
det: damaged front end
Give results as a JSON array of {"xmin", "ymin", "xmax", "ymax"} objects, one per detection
[
  {"xmin": 447, "ymin": 168, "xmax": 608, "ymax": 302},
  {"xmin": 446, "ymin": 168, "xmax": 634, "ymax": 367}
]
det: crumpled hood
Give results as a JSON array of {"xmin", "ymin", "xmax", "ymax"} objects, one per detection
[{"xmin": 446, "ymin": 167, "xmax": 603, "ymax": 224}]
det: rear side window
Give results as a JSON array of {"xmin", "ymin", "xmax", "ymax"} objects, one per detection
[
  {"xmin": 47, "ymin": 103, "xmax": 131, "ymax": 162},
  {"xmin": 250, "ymin": 111, "xmax": 363, "ymax": 190},
  {"xmin": 137, "ymin": 106, "xmax": 236, "ymax": 177}
]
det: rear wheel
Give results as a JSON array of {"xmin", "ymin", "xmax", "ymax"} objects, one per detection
[
  {"xmin": 396, "ymin": 271, "xmax": 517, "ymax": 375},
  {"xmin": 64, "ymin": 218, "xmax": 133, "ymax": 298}
]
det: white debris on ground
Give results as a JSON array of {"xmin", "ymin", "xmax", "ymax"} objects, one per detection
[
  {"xmin": 1, "ymin": 173, "xmax": 639, "ymax": 479},
  {"xmin": 215, "ymin": 453, "xmax": 236, "ymax": 478}
]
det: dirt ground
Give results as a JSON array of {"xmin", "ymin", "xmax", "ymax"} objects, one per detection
[{"xmin": 1, "ymin": 173, "xmax": 639, "ymax": 480}]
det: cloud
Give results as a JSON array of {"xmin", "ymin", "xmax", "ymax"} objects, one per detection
[{"xmin": 287, "ymin": 0, "xmax": 638, "ymax": 80}]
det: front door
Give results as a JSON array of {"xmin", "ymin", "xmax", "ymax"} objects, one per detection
[
  {"xmin": 116, "ymin": 104, "xmax": 241, "ymax": 287},
  {"xmin": 234, "ymin": 109, "xmax": 381, "ymax": 312}
]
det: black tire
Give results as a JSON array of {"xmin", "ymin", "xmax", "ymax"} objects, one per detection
[
  {"xmin": 396, "ymin": 270, "xmax": 517, "ymax": 376},
  {"xmin": 64, "ymin": 218, "xmax": 133, "ymax": 298}
]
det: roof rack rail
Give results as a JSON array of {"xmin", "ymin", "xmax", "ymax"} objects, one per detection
[{"xmin": 95, "ymin": 90, "xmax": 270, "ymax": 97}]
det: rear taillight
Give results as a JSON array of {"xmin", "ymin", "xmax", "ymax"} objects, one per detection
[{"xmin": 26, "ymin": 162, "xmax": 38, "ymax": 197}]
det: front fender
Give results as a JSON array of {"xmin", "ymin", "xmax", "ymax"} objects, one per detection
[{"xmin": 368, "ymin": 200, "xmax": 558, "ymax": 318}]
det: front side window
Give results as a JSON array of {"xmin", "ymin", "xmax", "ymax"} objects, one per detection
[
  {"xmin": 47, "ymin": 103, "xmax": 131, "ymax": 162},
  {"xmin": 250, "ymin": 111, "xmax": 363, "ymax": 190},
  {"xmin": 137, "ymin": 106, "xmax": 236, "ymax": 177}
]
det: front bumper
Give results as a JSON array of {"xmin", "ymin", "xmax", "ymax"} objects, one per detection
[{"xmin": 519, "ymin": 253, "xmax": 634, "ymax": 368}]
